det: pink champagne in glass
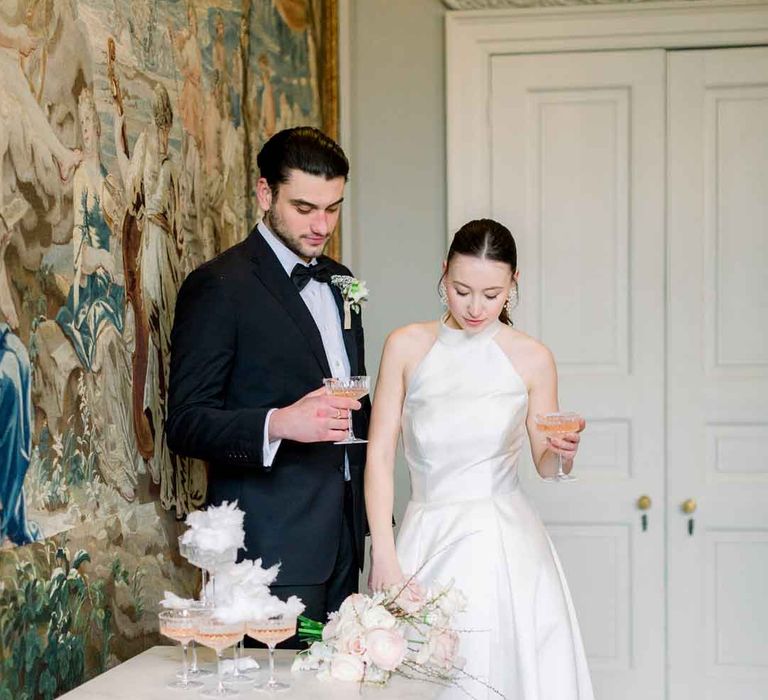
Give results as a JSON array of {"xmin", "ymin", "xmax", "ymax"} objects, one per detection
[
  {"xmin": 324, "ymin": 376, "xmax": 370, "ymax": 444},
  {"xmin": 195, "ymin": 616, "xmax": 245, "ymax": 698},
  {"xmin": 158, "ymin": 610, "xmax": 204, "ymax": 690},
  {"xmin": 535, "ymin": 412, "xmax": 582, "ymax": 482},
  {"xmin": 247, "ymin": 616, "xmax": 297, "ymax": 692}
]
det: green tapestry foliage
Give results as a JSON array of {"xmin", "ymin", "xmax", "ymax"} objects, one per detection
[{"xmin": 0, "ymin": 541, "xmax": 143, "ymax": 699}]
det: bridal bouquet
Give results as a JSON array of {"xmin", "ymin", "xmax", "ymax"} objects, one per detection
[{"xmin": 292, "ymin": 577, "xmax": 467, "ymax": 687}]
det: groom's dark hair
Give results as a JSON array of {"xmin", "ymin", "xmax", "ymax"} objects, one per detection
[{"xmin": 257, "ymin": 126, "xmax": 349, "ymax": 195}]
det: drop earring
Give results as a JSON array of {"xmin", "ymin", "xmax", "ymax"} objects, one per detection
[
  {"xmin": 438, "ymin": 281, "xmax": 448, "ymax": 307},
  {"xmin": 504, "ymin": 284, "xmax": 519, "ymax": 322}
]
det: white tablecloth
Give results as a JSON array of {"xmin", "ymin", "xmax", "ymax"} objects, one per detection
[{"xmin": 59, "ymin": 646, "xmax": 442, "ymax": 699}]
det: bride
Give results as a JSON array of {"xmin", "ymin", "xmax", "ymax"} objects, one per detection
[{"xmin": 365, "ymin": 219, "xmax": 594, "ymax": 699}]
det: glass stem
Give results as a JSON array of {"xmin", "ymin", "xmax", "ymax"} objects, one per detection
[
  {"xmin": 180, "ymin": 642, "xmax": 189, "ymax": 685},
  {"xmin": 190, "ymin": 640, "xmax": 199, "ymax": 672},
  {"xmin": 216, "ymin": 650, "xmax": 224, "ymax": 694},
  {"xmin": 347, "ymin": 411, "xmax": 355, "ymax": 440},
  {"xmin": 268, "ymin": 644, "xmax": 276, "ymax": 685},
  {"xmin": 557, "ymin": 451, "xmax": 565, "ymax": 478},
  {"xmin": 200, "ymin": 569, "xmax": 208, "ymax": 606},
  {"xmin": 232, "ymin": 642, "xmax": 240, "ymax": 677}
]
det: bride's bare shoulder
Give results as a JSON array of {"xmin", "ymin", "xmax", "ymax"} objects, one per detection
[
  {"xmin": 494, "ymin": 325, "xmax": 555, "ymax": 372},
  {"xmin": 385, "ymin": 321, "xmax": 440, "ymax": 357}
]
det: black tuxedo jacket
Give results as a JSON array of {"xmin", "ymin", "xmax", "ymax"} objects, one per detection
[{"xmin": 166, "ymin": 229, "xmax": 369, "ymax": 586}]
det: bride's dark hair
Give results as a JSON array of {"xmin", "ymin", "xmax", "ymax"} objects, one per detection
[{"xmin": 443, "ymin": 219, "xmax": 518, "ymax": 325}]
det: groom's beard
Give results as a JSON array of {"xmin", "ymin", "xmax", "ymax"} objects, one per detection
[{"xmin": 265, "ymin": 208, "xmax": 326, "ymax": 262}]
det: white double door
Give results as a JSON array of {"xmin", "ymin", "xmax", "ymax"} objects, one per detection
[{"xmin": 489, "ymin": 47, "xmax": 768, "ymax": 699}]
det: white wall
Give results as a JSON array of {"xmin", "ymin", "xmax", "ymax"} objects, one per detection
[{"xmin": 346, "ymin": 0, "xmax": 449, "ymax": 530}]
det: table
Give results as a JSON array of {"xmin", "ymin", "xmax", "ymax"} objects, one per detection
[{"xmin": 59, "ymin": 646, "xmax": 442, "ymax": 699}]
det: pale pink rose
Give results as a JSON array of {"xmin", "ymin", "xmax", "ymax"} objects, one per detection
[
  {"xmin": 329, "ymin": 653, "xmax": 365, "ymax": 682},
  {"xmin": 336, "ymin": 618, "xmax": 365, "ymax": 652},
  {"xmin": 336, "ymin": 618, "xmax": 364, "ymax": 643},
  {"xmin": 334, "ymin": 616, "xmax": 367, "ymax": 657},
  {"xmin": 428, "ymin": 629, "xmax": 460, "ymax": 670},
  {"xmin": 364, "ymin": 627, "xmax": 407, "ymax": 671},
  {"xmin": 392, "ymin": 579, "xmax": 427, "ymax": 614},
  {"xmin": 345, "ymin": 633, "xmax": 367, "ymax": 657}
]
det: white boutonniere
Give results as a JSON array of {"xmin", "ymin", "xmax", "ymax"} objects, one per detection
[{"xmin": 331, "ymin": 275, "xmax": 369, "ymax": 329}]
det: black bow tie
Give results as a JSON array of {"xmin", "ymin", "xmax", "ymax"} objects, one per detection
[{"xmin": 290, "ymin": 261, "xmax": 332, "ymax": 291}]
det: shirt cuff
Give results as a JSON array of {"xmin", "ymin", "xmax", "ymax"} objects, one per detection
[{"xmin": 263, "ymin": 409, "xmax": 282, "ymax": 466}]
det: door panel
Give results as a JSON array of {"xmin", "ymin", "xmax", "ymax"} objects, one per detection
[
  {"xmin": 490, "ymin": 50, "xmax": 666, "ymax": 700},
  {"xmin": 667, "ymin": 47, "xmax": 768, "ymax": 700}
]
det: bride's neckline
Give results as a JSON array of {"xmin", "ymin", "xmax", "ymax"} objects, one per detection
[{"xmin": 438, "ymin": 314, "xmax": 503, "ymax": 346}]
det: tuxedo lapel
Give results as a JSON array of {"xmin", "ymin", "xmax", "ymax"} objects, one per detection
[
  {"xmin": 329, "ymin": 280, "xmax": 359, "ymax": 376},
  {"xmin": 246, "ymin": 232, "xmax": 332, "ymax": 377}
]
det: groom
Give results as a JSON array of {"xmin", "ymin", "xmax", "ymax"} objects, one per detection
[{"xmin": 167, "ymin": 127, "xmax": 370, "ymax": 642}]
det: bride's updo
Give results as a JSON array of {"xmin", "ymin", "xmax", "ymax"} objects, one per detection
[{"xmin": 445, "ymin": 219, "xmax": 518, "ymax": 325}]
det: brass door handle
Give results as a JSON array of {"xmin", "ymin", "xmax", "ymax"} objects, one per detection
[
  {"xmin": 637, "ymin": 495, "xmax": 652, "ymax": 511},
  {"xmin": 636, "ymin": 495, "xmax": 652, "ymax": 532},
  {"xmin": 681, "ymin": 498, "xmax": 697, "ymax": 515}
]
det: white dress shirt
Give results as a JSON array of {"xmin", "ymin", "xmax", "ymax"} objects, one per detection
[{"xmin": 258, "ymin": 221, "xmax": 351, "ymax": 478}]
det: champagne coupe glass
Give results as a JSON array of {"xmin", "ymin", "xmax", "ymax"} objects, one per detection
[
  {"xmin": 535, "ymin": 412, "xmax": 582, "ymax": 482},
  {"xmin": 176, "ymin": 601, "xmax": 213, "ymax": 680},
  {"xmin": 323, "ymin": 376, "xmax": 370, "ymax": 445},
  {"xmin": 247, "ymin": 615, "xmax": 298, "ymax": 692},
  {"xmin": 179, "ymin": 539, "xmax": 238, "ymax": 607},
  {"xmin": 195, "ymin": 613, "xmax": 246, "ymax": 698},
  {"xmin": 158, "ymin": 609, "xmax": 204, "ymax": 690},
  {"xmin": 178, "ymin": 538, "xmax": 211, "ymax": 608},
  {"xmin": 179, "ymin": 539, "xmax": 238, "ymax": 678}
]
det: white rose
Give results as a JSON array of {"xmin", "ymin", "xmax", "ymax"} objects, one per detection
[
  {"xmin": 437, "ymin": 586, "xmax": 467, "ymax": 618},
  {"xmin": 361, "ymin": 604, "xmax": 396, "ymax": 630},
  {"xmin": 364, "ymin": 664, "xmax": 389, "ymax": 683},
  {"xmin": 339, "ymin": 593, "xmax": 369, "ymax": 618},
  {"xmin": 292, "ymin": 652, "xmax": 319, "ymax": 672},
  {"xmin": 329, "ymin": 653, "xmax": 366, "ymax": 682},
  {"xmin": 423, "ymin": 606, "xmax": 449, "ymax": 628},
  {"xmin": 322, "ymin": 616, "xmax": 340, "ymax": 642},
  {"xmin": 364, "ymin": 627, "xmax": 407, "ymax": 672},
  {"xmin": 292, "ymin": 641, "xmax": 334, "ymax": 671}
]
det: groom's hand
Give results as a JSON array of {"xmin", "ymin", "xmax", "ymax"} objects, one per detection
[{"xmin": 269, "ymin": 387, "xmax": 361, "ymax": 443}]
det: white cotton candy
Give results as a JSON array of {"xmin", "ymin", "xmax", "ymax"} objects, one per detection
[
  {"xmin": 214, "ymin": 590, "xmax": 257, "ymax": 624},
  {"xmin": 160, "ymin": 591, "xmax": 197, "ymax": 609},
  {"xmin": 180, "ymin": 501, "xmax": 246, "ymax": 553},
  {"xmin": 283, "ymin": 595, "xmax": 306, "ymax": 617},
  {"xmin": 245, "ymin": 590, "xmax": 286, "ymax": 620},
  {"xmin": 245, "ymin": 558, "xmax": 280, "ymax": 587},
  {"xmin": 218, "ymin": 559, "xmax": 280, "ymax": 590},
  {"xmin": 208, "ymin": 559, "xmax": 280, "ymax": 607},
  {"xmin": 204, "ymin": 557, "xmax": 303, "ymax": 623},
  {"xmin": 220, "ymin": 657, "xmax": 260, "ymax": 673},
  {"xmin": 248, "ymin": 592, "xmax": 305, "ymax": 620},
  {"xmin": 214, "ymin": 587, "xmax": 286, "ymax": 623}
]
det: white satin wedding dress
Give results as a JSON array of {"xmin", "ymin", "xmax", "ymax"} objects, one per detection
[{"xmin": 396, "ymin": 319, "xmax": 594, "ymax": 700}]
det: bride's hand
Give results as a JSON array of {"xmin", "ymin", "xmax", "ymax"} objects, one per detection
[
  {"xmin": 368, "ymin": 551, "xmax": 404, "ymax": 592},
  {"xmin": 547, "ymin": 417, "xmax": 586, "ymax": 462}
]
